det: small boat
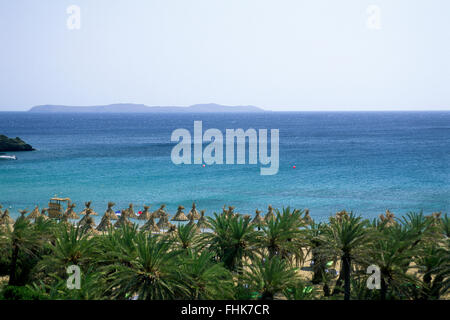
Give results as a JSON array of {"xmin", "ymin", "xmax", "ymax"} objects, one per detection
[{"xmin": 0, "ymin": 155, "xmax": 17, "ymax": 160}]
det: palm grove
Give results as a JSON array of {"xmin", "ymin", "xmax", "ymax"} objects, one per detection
[{"xmin": 0, "ymin": 205, "xmax": 448, "ymax": 300}]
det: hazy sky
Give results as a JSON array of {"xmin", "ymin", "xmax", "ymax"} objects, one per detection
[{"xmin": 1, "ymin": 0, "xmax": 449, "ymax": 111}]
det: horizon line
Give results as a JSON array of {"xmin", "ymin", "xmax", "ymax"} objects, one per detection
[{"xmin": 1, "ymin": 103, "xmax": 450, "ymax": 113}]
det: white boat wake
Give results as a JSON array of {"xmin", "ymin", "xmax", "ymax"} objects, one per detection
[{"xmin": 0, "ymin": 155, "xmax": 17, "ymax": 160}]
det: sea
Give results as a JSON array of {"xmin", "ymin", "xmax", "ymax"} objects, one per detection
[{"xmin": 0, "ymin": 111, "xmax": 449, "ymax": 223}]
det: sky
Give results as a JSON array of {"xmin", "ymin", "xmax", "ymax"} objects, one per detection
[{"xmin": 0, "ymin": 0, "xmax": 449, "ymax": 111}]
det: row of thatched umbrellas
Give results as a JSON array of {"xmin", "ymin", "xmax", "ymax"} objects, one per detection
[
  {"xmin": 0, "ymin": 202, "xmax": 295, "ymax": 234},
  {"xmin": 5, "ymin": 202, "xmax": 440, "ymax": 234}
]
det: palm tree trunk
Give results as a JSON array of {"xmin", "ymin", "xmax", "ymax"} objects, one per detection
[
  {"xmin": 268, "ymin": 246, "xmax": 276, "ymax": 259},
  {"xmin": 323, "ymin": 283, "xmax": 330, "ymax": 296},
  {"xmin": 380, "ymin": 277, "xmax": 387, "ymax": 300},
  {"xmin": 332, "ymin": 257, "xmax": 346, "ymax": 296},
  {"xmin": 261, "ymin": 291, "xmax": 274, "ymax": 300},
  {"xmin": 311, "ymin": 247, "xmax": 325, "ymax": 284},
  {"xmin": 430, "ymin": 274, "xmax": 443, "ymax": 300},
  {"xmin": 421, "ymin": 271, "xmax": 432, "ymax": 300},
  {"xmin": 342, "ymin": 254, "xmax": 351, "ymax": 300},
  {"xmin": 333, "ymin": 271, "xmax": 343, "ymax": 295},
  {"xmin": 8, "ymin": 244, "xmax": 19, "ymax": 285}
]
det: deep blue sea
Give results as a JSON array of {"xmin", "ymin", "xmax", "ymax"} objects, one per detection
[{"xmin": 0, "ymin": 112, "xmax": 449, "ymax": 223}]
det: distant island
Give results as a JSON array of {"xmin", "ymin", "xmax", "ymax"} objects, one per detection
[
  {"xmin": 0, "ymin": 135, "xmax": 34, "ymax": 152},
  {"xmin": 28, "ymin": 103, "xmax": 266, "ymax": 113}
]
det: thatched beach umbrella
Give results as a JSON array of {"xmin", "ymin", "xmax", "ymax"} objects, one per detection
[
  {"xmin": 0, "ymin": 208, "xmax": 14, "ymax": 232},
  {"xmin": 0, "ymin": 223, "xmax": 12, "ymax": 232},
  {"xmin": 335, "ymin": 210, "xmax": 349, "ymax": 222},
  {"xmin": 186, "ymin": 215, "xmax": 197, "ymax": 226},
  {"xmin": 172, "ymin": 205, "xmax": 189, "ymax": 223},
  {"xmin": 227, "ymin": 206, "xmax": 236, "ymax": 217},
  {"xmin": 59, "ymin": 213, "xmax": 72, "ymax": 229},
  {"xmin": 197, "ymin": 210, "xmax": 209, "ymax": 232},
  {"xmin": 252, "ymin": 209, "xmax": 265, "ymax": 227},
  {"xmin": 167, "ymin": 224, "xmax": 177, "ymax": 234},
  {"xmin": 104, "ymin": 202, "xmax": 119, "ymax": 220},
  {"xmin": 265, "ymin": 205, "xmax": 275, "ymax": 222},
  {"xmin": 79, "ymin": 208, "xmax": 94, "ymax": 227},
  {"xmin": 221, "ymin": 205, "xmax": 228, "ymax": 215},
  {"xmin": 0, "ymin": 208, "xmax": 15, "ymax": 225},
  {"xmin": 426, "ymin": 212, "xmax": 442, "ymax": 227},
  {"xmin": 80, "ymin": 201, "xmax": 98, "ymax": 216},
  {"xmin": 97, "ymin": 214, "xmax": 112, "ymax": 232},
  {"xmin": 379, "ymin": 210, "xmax": 396, "ymax": 226},
  {"xmin": 187, "ymin": 218, "xmax": 196, "ymax": 227},
  {"xmin": 114, "ymin": 210, "xmax": 133, "ymax": 228},
  {"xmin": 157, "ymin": 212, "xmax": 171, "ymax": 232},
  {"xmin": 19, "ymin": 209, "xmax": 29, "ymax": 220},
  {"xmin": 138, "ymin": 205, "xmax": 152, "ymax": 221},
  {"xmin": 187, "ymin": 203, "xmax": 201, "ymax": 220},
  {"xmin": 81, "ymin": 216, "xmax": 100, "ymax": 235},
  {"xmin": 64, "ymin": 203, "xmax": 80, "ymax": 220},
  {"xmin": 303, "ymin": 209, "xmax": 313, "ymax": 225},
  {"xmin": 186, "ymin": 212, "xmax": 200, "ymax": 233},
  {"xmin": 85, "ymin": 216, "xmax": 96, "ymax": 227},
  {"xmin": 39, "ymin": 208, "xmax": 49, "ymax": 220},
  {"xmin": 431, "ymin": 211, "xmax": 442, "ymax": 219},
  {"xmin": 125, "ymin": 203, "xmax": 138, "ymax": 219},
  {"xmin": 27, "ymin": 206, "xmax": 41, "ymax": 220},
  {"xmin": 152, "ymin": 204, "xmax": 167, "ymax": 219},
  {"xmin": 141, "ymin": 216, "xmax": 160, "ymax": 233}
]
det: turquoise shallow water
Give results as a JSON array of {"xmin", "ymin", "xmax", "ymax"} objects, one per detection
[{"xmin": 0, "ymin": 111, "xmax": 449, "ymax": 223}]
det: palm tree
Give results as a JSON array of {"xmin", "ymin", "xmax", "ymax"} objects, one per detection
[
  {"xmin": 242, "ymin": 256, "xmax": 300, "ymax": 300},
  {"xmin": 323, "ymin": 211, "xmax": 368, "ymax": 300},
  {"xmin": 256, "ymin": 207, "xmax": 306, "ymax": 265},
  {"xmin": 201, "ymin": 212, "xmax": 258, "ymax": 272},
  {"xmin": 94, "ymin": 223, "xmax": 140, "ymax": 266},
  {"xmin": 366, "ymin": 224, "xmax": 419, "ymax": 300},
  {"xmin": 7, "ymin": 217, "xmax": 40, "ymax": 285},
  {"xmin": 171, "ymin": 223, "xmax": 199, "ymax": 253},
  {"xmin": 400, "ymin": 211, "xmax": 434, "ymax": 247},
  {"xmin": 416, "ymin": 241, "xmax": 449, "ymax": 299},
  {"xmin": 2, "ymin": 214, "xmax": 56, "ymax": 286},
  {"xmin": 98, "ymin": 233, "xmax": 189, "ymax": 299},
  {"xmin": 37, "ymin": 224, "xmax": 94, "ymax": 279},
  {"xmin": 305, "ymin": 222, "xmax": 334, "ymax": 296},
  {"xmin": 26, "ymin": 267, "xmax": 103, "ymax": 300},
  {"xmin": 179, "ymin": 250, "xmax": 234, "ymax": 299}
]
